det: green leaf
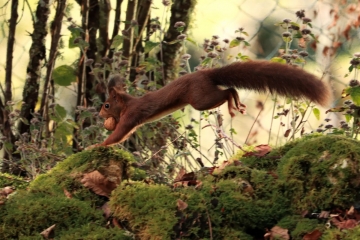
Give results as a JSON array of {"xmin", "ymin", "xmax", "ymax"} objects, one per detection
[
  {"xmin": 229, "ymin": 39, "xmax": 241, "ymax": 48},
  {"xmin": 349, "ymin": 65, "xmax": 354, "ymax": 73},
  {"xmin": 290, "ymin": 22, "xmax": 300, "ymax": 28},
  {"xmin": 282, "ymin": 36, "xmax": 292, "ymax": 42},
  {"xmin": 309, "ymin": 33, "xmax": 317, "ymax": 40},
  {"xmin": 312, "ymin": 107, "xmax": 320, "ymax": 120},
  {"xmin": 307, "ymin": 22, "xmax": 313, "ymax": 28},
  {"xmin": 345, "ymin": 114, "xmax": 353, "ymax": 122},
  {"xmin": 144, "ymin": 41, "xmax": 160, "ymax": 53},
  {"xmin": 111, "ymin": 35, "xmax": 124, "ymax": 49},
  {"xmin": 242, "ymin": 31, "xmax": 249, "ymax": 36},
  {"xmin": 294, "ymin": 58, "xmax": 306, "ymax": 64},
  {"xmin": 55, "ymin": 104, "xmax": 67, "ymax": 120},
  {"xmin": 347, "ymin": 86, "xmax": 360, "ymax": 105},
  {"xmin": 176, "ymin": 26, "xmax": 185, "ymax": 32},
  {"xmin": 164, "ymin": 39, "xmax": 180, "ymax": 45},
  {"xmin": 53, "ymin": 65, "xmax": 76, "ymax": 86},
  {"xmin": 274, "ymin": 22, "xmax": 285, "ymax": 27},
  {"xmin": 201, "ymin": 57, "xmax": 212, "ymax": 66},
  {"xmin": 186, "ymin": 37, "xmax": 197, "ymax": 46},
  {"xmin": 20, "ymin": 117, "xmax": 29, "ymax": 125},
  {"xmin": 68, "ymin": 27, "xmax": 83, "ymax": 48},
  {"xmin": 270, "ymin": 57, "xmax": 286, "ymax": 64},
  {"xmin": 293, "ymin": 32, "xmax": 303, "ymax": 39},
  {"xmin": 66, "ymin": 119, "xmax": 79, "ymax": 129},
  {"xmin": 229, "ymin": 128, "xmax": 237, "ymax": 134},
  {"xmin": 240, "ymin": 55, "xmax": 250, "ymax": 61},
  {"xmin": 243, "ymin": 41, "xmax": 250, "ymax": 46}
]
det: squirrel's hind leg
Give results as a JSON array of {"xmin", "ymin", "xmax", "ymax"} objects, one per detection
[{"xmin": 189, "ymin": 86, "xmax": 245, "ymax": 117}]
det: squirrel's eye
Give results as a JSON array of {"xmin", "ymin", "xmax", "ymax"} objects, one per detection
[{"xmin": 104, "ymin": 103, "xmax": 110, "ymax": 109}]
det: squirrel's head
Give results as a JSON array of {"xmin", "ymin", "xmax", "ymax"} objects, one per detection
[{"xmin": 100, "ymin": 88, "xmax": 128, "ymax": 130}]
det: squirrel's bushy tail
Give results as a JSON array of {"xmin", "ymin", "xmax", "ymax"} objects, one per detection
[{"xmin": 207, "ymin": 61, "xmax": 331, "ymax": 106}]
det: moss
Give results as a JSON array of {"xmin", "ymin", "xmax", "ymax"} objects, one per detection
[
  {"xmin": 58, "ymin": 224, "xmax": 133, "ymax": 239},
  {"xmin": 29, "ymin": 147, "xmax": 135, "ymax": 205},
  {"xmin": 110, "ymin": 182, "xmax": 179, "ymax": 240},
  {"xmin": 277, "ymin": 135, "xmax": 360, "ymax": 211},
  {"xmin": 0, "ymin": 147, "xmax": 137, "ymax": 239},
  {"xmin": 234, "ymin": 134, "xmax": 324, "ymax": 171},
  {"xmin": 0, "ymin": 191, "xmax": 104, "ymax": 239},
  {"xmin": 0, "ymin": 173, "xmax": 29, "ymax": 189},
  {"xmin": 291, "ymin": 218, "xmax": 321, "ymax": 239}
]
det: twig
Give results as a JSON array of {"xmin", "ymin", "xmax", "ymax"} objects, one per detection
[
  {"xmin": 145, "ymin": 132, "xmax": 185, "ymax": 162},
  {"xmin": 205, "ymin": 208, "xmax": 213, "ymax": 240}
]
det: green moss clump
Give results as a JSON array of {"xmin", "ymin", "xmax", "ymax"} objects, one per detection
[
  {"xmin": 0, "ymin": 147, "xmax": 138, "ymax": 239},
  {"xmin": 58, "ymin": 224, "xmax": 133, "ymax": 240},
  {"xmin": 277, "ymin": 135, "xmax": 360, "ymax": 211},
  {"xmin": 111, "ymin": 182, "xmax": 178, "ymax": 240},
  {"xmin": 29, "ymin": 147, "xmax": 135, "ymax": 205},
  {"xmin": 0, "ymin": 173, "xmax": 29, "ymax": 189},
  {"xmin": 0, "ymin": 191, "xmax": 104, "ymax": 239}
]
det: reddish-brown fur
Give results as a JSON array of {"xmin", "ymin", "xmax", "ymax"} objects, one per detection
[{"xmin": 99, "ymin": 61, "xmax": 331, "ymax": 146}]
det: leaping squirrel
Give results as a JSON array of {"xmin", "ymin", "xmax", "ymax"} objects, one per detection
[{"xmin": 98, "ymin": 61, "xmax": 331, "ymax": 146}]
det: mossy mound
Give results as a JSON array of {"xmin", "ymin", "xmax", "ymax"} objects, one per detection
[
  {"xmin": 110, "ymin": 165, "xmax": 289, "ymax": 239},
  {"xmin": 277, "ymin": 135, "xmax": 360, "ymax": 211},
  {"xmin": 0, "ymin": 147, "xmax": 136, "ymax": 239},
  {"xmin": 2, "ymin": 135, "xmax": 360, "ymax": 239}
]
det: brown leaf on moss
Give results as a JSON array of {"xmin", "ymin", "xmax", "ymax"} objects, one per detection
[
  {"xmin": 101, "ymin": 202, "xmax": 111, "ymax": 219},
  {"xmin": 243, "ymin": 144, "xmax": 272, "ymax": 157},
  {"xmin": 40, "ymin": 224, "xmax": 56, "ymax": 239},
  {"xmin": 173, "ymin": 180, "xmax": 202, "ymax": 188},
  {"xmin": 63, "ymin": 188, "xmax": 72, "ymax": 199},
  {"xmin": 174, "ymin": 167, "xmax": 186, "ymax": 182},
  {"xmin": 347, "ymin": 206, "xmax": 355, "ymax": 215},
  {"xmin": 319, "ymin": 211, "xmax": 330, "ymax": 219},
  {"xmin": 81, "ymin": 170, "xmax": 118, "ymax": 197},
  {"xmin": 174, "ymin": 168, "xmax": 196, "ymax": 183},
  {"xmin": 218, "ymin": 160, "xmax": 231, "ymax": 171},
  {"xmin": 269, "ymin": 226, "xmax": 290, "ymax": 240},
  {"xmin": 0, "ymin": 186, "xmax": 14, "ymax": 197},
  {"xmin": 177, "ymin": 199, "xmax": 188, "ymax": 211},
  {"xmin": 112, "ymin": 218, "xmax": 122, "ymax": 229},
  {"xmin": 303, "ymin": 229, "xmax": 322, "ymax": 240},
  {"xmin": 331, "ymin": 216, "xmax": 358, "ymax": 230}
]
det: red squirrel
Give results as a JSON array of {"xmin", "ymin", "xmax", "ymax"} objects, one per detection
[{"xmin": 98, "ymin": 61, "xmax": 331, "ymax": 146}]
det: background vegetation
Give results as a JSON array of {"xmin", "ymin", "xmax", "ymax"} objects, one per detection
[{"xmin": 1, "ymin": 0, "xmax": 360, "ymax": 181}]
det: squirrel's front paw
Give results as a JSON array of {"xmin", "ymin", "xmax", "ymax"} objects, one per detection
[{"xmin": 85, "ymin": 144, "xmax": 101, "ymax": 150}]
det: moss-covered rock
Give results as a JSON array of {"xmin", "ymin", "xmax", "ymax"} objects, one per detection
[
  {"xmin": 277, "ymin": 135, "xmax": 360, "ymax": 211},
  {"xmin": 0, "ymin": 147, "xmax": 136, "ymax": 238},
  {"xmin": 2, "ymin": 135, "xmax": 360, "ymax": 239}
]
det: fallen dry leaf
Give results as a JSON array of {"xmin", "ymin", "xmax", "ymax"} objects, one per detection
[
  {"xmin": 303, "ymin": 229, "xmax": 322, "ymax": 240},
  {"xmin": 63, "ymin": 188, "xmax": 72, "ymax": 199},
  {"xmin": 40, "ymin": 224, "xmax": 56, "ymax": 239},
  {"xmin": 319, "ymin": 211, "xmax": 330, "ymax": 219},
  {"xmin": 0, "ymin": 186, "xmax": 14, "ymax": 197},
  {"xmin": 174, "ymin": 168, "xmax": 196, "ymax": 183},
  {"xmin": 177, "ymin": 199, "xmax": 188, "ymax": 211},
  {"xmin": 101, "ymin": 202, "xmax": 111, "ymax": 219},
  {"xmin": 81, "ymin": 170, "xmax": 118, "ymax": 197},
  {"xmin": 347, "ymin": 206, "xmax": 355, "ymax": 215},
  {"xmin": 243, "ymin": 144, "xmax": 272, "ymax": 157},
  {"xmin": 270, "ymin": 226, "xmax": 290, "ymax": 240}
]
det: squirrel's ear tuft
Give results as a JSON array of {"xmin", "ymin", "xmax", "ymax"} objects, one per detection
[{"xmin": 107, "ymin": 75, "xmax": 126, "ymax": 92}]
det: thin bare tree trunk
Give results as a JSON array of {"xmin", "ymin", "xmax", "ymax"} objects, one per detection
[
  {"xmin": 39, "ymin": 0, "xmax": 67, "ymax": 138},
  {"xmin": 158, "ymin": 0, "xmax": 196, "ymax": 83},
  {"xmin": 18, "ymin": 0, "xmax": 50, "ymax": 134},
  {"xmin": 1, "ymin": 0, "xmax": 19, "ymax": 173}
]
